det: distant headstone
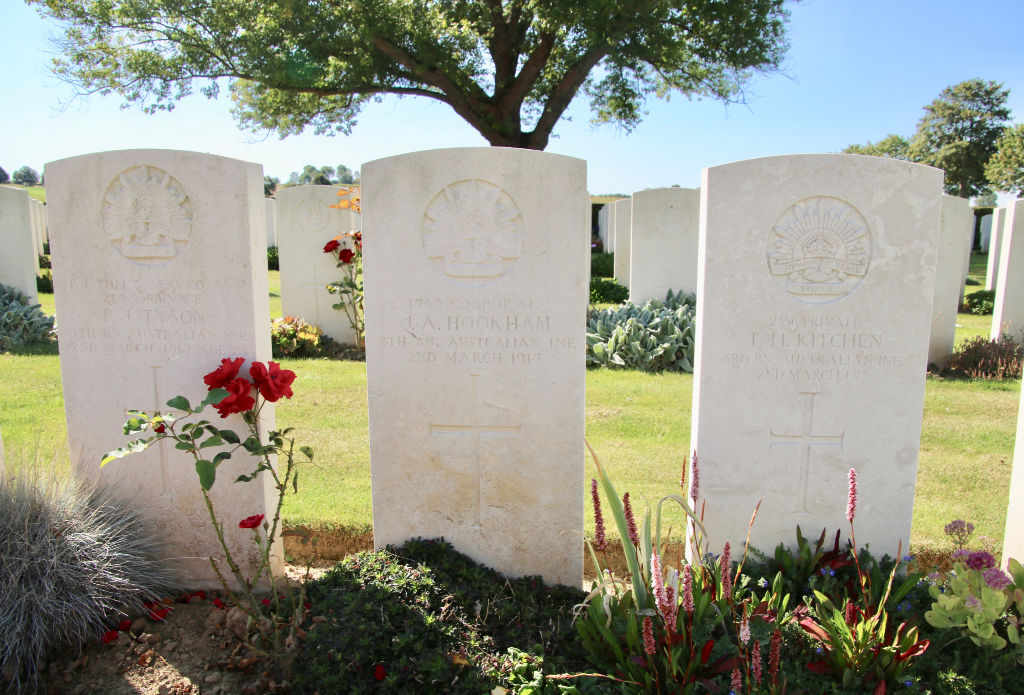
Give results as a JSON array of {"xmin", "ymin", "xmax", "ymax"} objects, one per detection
[
  {"xmin": 930, "ymin": 195, "xmax": 974, "ymax": 369},
  {"xmin": 276, "ymin": 185, "xmax": 359, "ymax": 345},
  {"xmin": 1003, "ymin": 376, "xmax": 1024, "ymax": 568},
  {"xmin": 992, "ymin": 200, "xmax": 1024, "ymax": 341},
  {"xmin": 45, "ymin": 149, "xmax": 281, "ymax": 588},
  {"xmin": 690, "ymin": 154, "xmax": 943, "ymax": 557},
  {"xmin": 979, "ymin": 213, "xmax": 993, "ymax": 253},
  {"xmin": 986, "ymin": 207, "xmax": 1005, "ymax": 291},
  {"xmin": 613, "ymin": 198, "xmax": 633, "ymax": 289},
  {"xmin": 29, "ymin": 198, "xmax": 46, "ymax": 260},
  {"xmin": 596, "ymin": 203, "xmax": 609, "ymax": 249},
  {"xmin": 0, "ymin": 186, "xmax": 38, "ymax": 302},
  {"xmin": 265, "ymin": 198, "xmax": 277, "ymax": 248},
  {"xmin": 629, "ymin": 187, "xmax": 699, "ymax": 303},
  {"xmin": 364, "ymin": 148, "xmax": 587, "ymax": 586}
]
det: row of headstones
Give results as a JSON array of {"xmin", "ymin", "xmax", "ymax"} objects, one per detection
[
  {"xmin": 25, "ymin": 148, "xmax": 1024, "ymax": 589},
  {"xmin": 982, "ymin": 204, "xmax": 1024, "ymax": 342},
  {"xmin": 0, "ymin": 187, "xmax": 48, "ymax": 303},
  {"xmin": 595, "ymin": 188, "xmax": 1015, "ymax": 370}
]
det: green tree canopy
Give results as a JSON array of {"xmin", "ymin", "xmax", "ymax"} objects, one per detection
[
  {"xmin": 985, "ymin": 123, "xmax": 1024, "ymax": 196},
  {"xmin": 0, "ymin": 166, "xmax": 8, "ymax": 184},
  {"xmin": 29, "ymin": 0, "xmax": 791, "ymax": 150},
  {"xmin": 907, "ymin": 78, "xmax": 1011, "ymax": 197},
  {"xmin": 842, "ymin": 134, "xmax": 910, "ymax": 160},
  {"xmin": 12, "ymin": 166, "xmax": 40, "ymax": 186}
]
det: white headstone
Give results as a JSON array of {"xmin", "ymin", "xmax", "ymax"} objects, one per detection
[
  {"xmin": 629, "ymin": 187, "xmax": 699, "ymax": 303},
  {"xmin": 276, "ymin": 185, "xmax": 359, "ymax": 345},
  {"xmin": 45, "ymin": 150, "xmax": 281, "ymax": 588},
  {"xmin": 265, "ymin": 198, "xmax": 277, "ymax": 248},
  {"xmin": 986, "ymin": 208, "xmax": 1005, "ymax": 291},
  {"xmin": 364, "ymin": 148, "xmax": 587, "ymax": 586},
  {"xmin": 596, "ymin": 203, "xmax": 609, "ymax": 249},
  {"xmin": 613, "ymin": 198, "xmax": 633, "ymax": 289},
  {"xmin": 1003, "ymin": 375, "xmax": 1024, "ymax": 568},
  {"xmin": 979, "ymin": 213, "xmax": 993, "ymax": 253},
  {"xmin": 992, "ymin": 200, "xmax": 1024, "ymax": 342},
  {"xmin": 690, "ymin": 154, "xmax": 943, "ymax": 557},
  {"xmin": 930, "ymin": 196, "xmax": 974, "ymax": 369},
  {"xmin": 29, "ymin": 198, "xmax": 46, "ymax": 261},
  {"xmin": 0, "ymin": 186, "xmax": 38, "ymax": 303}
]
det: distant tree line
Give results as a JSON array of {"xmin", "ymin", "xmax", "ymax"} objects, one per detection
[
  {"xmin": 0, "ymin": 166, "xmax": 41, "ymax": 186},
  {"xmin": 264, "ymin": 164, "xmax": 360, "ymax": 197}
]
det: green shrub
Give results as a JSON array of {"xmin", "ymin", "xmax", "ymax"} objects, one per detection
[
  {"xmin": 36, "ymin": 270, "xmax": 53, "ymax": 294},
  {"xmin": 0, "ymin": 472, "xmax": 178, "ymax": 691},
  {"xmin": 37, "ymin": 254, "xmax": 50, "ymax": 270},
  {"xmin": 948, "ymin": 334, "xmax": 1024, "ymax": 380},
  {"xmin": 270, "ymin": 316, "xmax": 331, "ymax": 358},
  {"xmin": 964, "ymin": 289, "xmax": 995, "ymax": 315},
  {"xmin": 586, "ymin": 289, "xmax": 696, "ymax": 372},
  {"xmin": 267, "ymin": 245, "xmax": 280, "ymax": 270},
  {"xmin": 965, "ymin": 277, "xmax": 981, "ymax": 286},
  {"xmin": 590, "ymin": 251, "xmax": 614, "ymax": 278},
  {"xmin": 0, "ymin": 283, "xmax": 55, "ymax": 352},
  {"xmin": 589, "ymin": 276, "xmax": 629, "ymax": 304}
]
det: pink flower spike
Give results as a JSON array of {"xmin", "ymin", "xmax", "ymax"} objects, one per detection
[
  {"xmin": 623, "ymin": 492, "xmax": 639, "ymax": 547},
  {"xmin": 752, "ymin": 640, "xmax": 763, "ymax": 684},
  {"xmin": 721, "ymin": 542, "xmax": 732, "ymax": 602},
  {"xmin": 663, "ymin": 585, "xmax": 677, "ymax": 633},
  {"xmin": 642, "ymin": 616, "xmax": 656, "ymax": 656},
  {"xmin": 651, "ymin": 548, "xmax": 668, "ymax": 618},
  {"xmin": 682, "ymin": 565, "xmax": 694, "ymax": 613},
  {"xmin": 739, "ymin": 613, "xmax": 751, "ymax": 645},
  {"xmin": 847, "ymin": 468, "xmax": 858, "ymax": 524},
  {"xmin": 731, "ymin": 666, "xmax": 743, "ymax": 693},
  {"xmin": 689, "ymin": 452, "xmax": 700, "ymax": 502},
  {"xmin": 591, "ymin": 479, "xmax": 608, "ymax": 551}
]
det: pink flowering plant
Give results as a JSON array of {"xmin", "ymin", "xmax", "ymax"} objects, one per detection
[
  {"xmin": 324, "ymin": 188, "xmax": 364, "ymax": 348},
  {"xmin": 101, "ymin": 357, "xmax": 318, "ymax": 663}
]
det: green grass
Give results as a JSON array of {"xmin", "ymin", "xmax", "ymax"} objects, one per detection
[
  {"xmin": 268, "ymin": 269, "xmax": 281, "ymax": 319},
  {"xmin": 0, "ymin": 183, "xmax": 45, "ymax": 203}
]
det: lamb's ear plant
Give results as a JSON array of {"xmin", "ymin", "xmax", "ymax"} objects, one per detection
[{"xmin": 0, "ymin": 467, "xmax": 178, "ymax": 693}]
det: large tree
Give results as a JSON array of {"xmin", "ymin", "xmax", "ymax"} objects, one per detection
[
  {"xmin": 985, "ymin": 123, "xmax": 1024, "ymax": 196},
  {"xmin": 907, "ymin": 78, "xmax": 1011, "ymax": 197},
  {"xmin": 29, "ymin": 0, "xmax": 790, "ymax": 150},
  {"xmin": 12, "ymin": 166, "xmax": 40, "ymax": 186}
]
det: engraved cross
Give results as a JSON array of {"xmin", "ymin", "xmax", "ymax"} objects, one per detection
[
  {"xmin": 429, "ymin": 374, "xmax": 521, "ymax": 529},
  {"xmin": 150, "ymin": 365, "xmax": 173, "ymax": 497},
  {"xmin": 769, "ymin": 391, "xmax": 844, "ymax": 513}
]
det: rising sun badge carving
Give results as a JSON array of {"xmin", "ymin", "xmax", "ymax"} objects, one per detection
[
  {"xmin": 101, "ymin": 166, "xmax": 193, "ymax": 266},
  {"xmin": 767, "ymin": 196, "xmax": 871, "ymax": 304}
]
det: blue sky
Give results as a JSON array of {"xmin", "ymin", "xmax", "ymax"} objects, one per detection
[{"xmin": 3, "ymin": 0, "xmax": 1024, "ymax": 195}]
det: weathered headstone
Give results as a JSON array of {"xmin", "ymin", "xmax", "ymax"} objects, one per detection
[
  {"xmin": 1002, "ymin": 376, "xmax": 1024, "ymax": 568},
  {"xmin": 930, "ymin": 195, "xmax": 974, "ymax": 369},
  {"xmin": 265, "ymin": 198, "xmax": 277, "ymax": 248},
  {"xmin": 690, "ymin": 154, "xmax": 943, "ymax": 557},
  {"xmin": 979, "ymin": 212, "xmax": 993, "ymax": 253},
  {"xmin": 364, "ymin": 148, "xmax": 587, "ymax": 586},
  {"xmin": 45, "ymin": 149, "xmax": 281, "ymax": 587},
  {"xmin": 613, "ymin": 198, "xmax": 633, "ymax": 289},
  {"xmin": 986, "ymin": 207, "xmax": 1005, "ymax": 291},
  {"xmin": 992, "ymin": 200, "xmax": 1024, "ymax": 341},
  {"xmin": 276, "ymin": 185, "xmax": 359, "ymax": 345},
  {"xmin": 0, "ymin": 186, "xmax": 38, "ymax": 302},
  {"xmin": 629, "ymin": 187, "xmax": 699, "ymax": 303}
]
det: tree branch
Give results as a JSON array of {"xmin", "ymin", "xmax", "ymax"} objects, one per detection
[{"xmin": 525, "ymin": 45, "xmax": 609, "ymax": 149}]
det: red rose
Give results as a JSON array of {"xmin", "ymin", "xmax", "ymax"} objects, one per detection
[
  {"xmin": 373, "ymin": 664, "xmax": 386, "ymax": 681},
  {"xmin": 213, "ymin": 377, "xmax": 256, "ymax": 418},
  {"xmin": 261, "ymin": 598, "xmax": 271, "ymax": 607},
  {"xmin": 153, "ymin": 423, "xmax": 166, "ymax": 434},
  {"xmin": 249, "ymin": 361, "xmax": 296, "ymax": 402},
  {"xmin": 339, "ymin": 248, "xmax": 355, "ymax": 264},
  {"xmin": 203, "ymin": 357, "xmax": 245, "ymax": 390},
  {"xmin": 212, "ymin": 598, "xmax": 226, "ymax": 609},
  {"xmin": 102, "ymin": 629, "xmax": 119, "ymax": 643},
  {"xmin": 323, "ymin": 239, "xmax": 341, "ymax": 253},
  {"xmin": 239, "ymin": 514, "xmax": 265, "ymax": 529}
]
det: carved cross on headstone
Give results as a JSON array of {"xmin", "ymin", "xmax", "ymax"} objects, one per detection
[
  {"xmin": 429, "ymin": 373, "xmax": 521, "ymax": 529},
  {"xmin": 769, "ymin": 391, "xmax": 844, "ymax": 513}
]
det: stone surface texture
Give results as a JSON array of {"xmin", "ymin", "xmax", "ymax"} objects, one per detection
[
  {"xmin": 979, "ymin": 213, "xmax": 993, "ymax": 253},
  {"xmin": 986, "ymin": 208, "xmax": 1005, "ymax": 291},
  {"xmin": 30, "ymin": 198, "xmax": 47, "ymax": 260},
  {"xmin": 613, "ymin": 198, "xmax": 633, "ymax": 289},
  {"xmin": 363, "ymin": 147, "xmax": 587, "ymax": 586},
  {"xmin": 930, "ymin": 195, "xmax": 974, "ymax": 369},
  {"xmin": 1003, "ymin": 374, "xmax": 1024, "ymax": 569},
  {"xmin": 277, "ymin": 185, "xmax": 359, "ymax": 345},
  {"xmin": 992, "ymin": 200, "xmax": 1024, "ymax": 341},
  {"xmin": 629, "ymin": 187, "xmax": 699, "ymax": 303},
  {"xmin": 45, "ymin": 149, "xmax": 281, "ymax": 588},
  {"xmin": 0, "ymin": 186, "xmax": 38, "ymax": 302},
  {"xmin": 265, "ymin": 198, "xmax": 277, "ymax": 248},
  {"xmin": 690, "ymin": 154, "xmax": 943, "ymax": 559}
]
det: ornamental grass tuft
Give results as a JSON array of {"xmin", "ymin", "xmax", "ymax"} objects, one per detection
[{"xmin": 0, "ymin": 470, "xmax": 178, "ymax": 691}]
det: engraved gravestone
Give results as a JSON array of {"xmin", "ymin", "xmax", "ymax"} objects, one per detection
[
  {"xmin": 277, "ymin": 185, "xmax": 359, "ymax": 345},
  {"xmin": 364, "ymin": 148, "xmax": 587, "ymax": 586},
  {"xmin": 690, "ymin": 154, "xmax": 943, "ymax": 557},
  {"xmin": 613, "ymin": 198, "xmax": 632, "ymax": 289},
  {"xmin": 0, "ymin": 186, "xmax": 38, "ymax": 302},
  {"xmin": 930, "ymin": 195, "xmax": 974, "ymax": 369},
  {"xmin": 986, "ymin": 208, "xmax": 1005, "ymax": 291},
  {"xmin": 45, "ymin": 150, "xmax": 281, "ymax": 587},
  {"xmin": 992, "ymin": 200, "xmax": 1024, "ymax": 341},
  {"xmin": 1002, "ymin": 375, "xmax": 1024, "ymax": 569},
  {"xmin": 629, "ymin": 187, "xmax": 699, "ymax": 303}
]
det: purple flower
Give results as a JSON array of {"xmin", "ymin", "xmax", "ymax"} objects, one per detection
[
  {"xmin": 964, "ymin": 594, "xmax": 982, "ymax": 610},
  {"xmin": 952, "ymin": 548, "xmax": 970, "ymax": 561},
  {"xmin": 983, "ymin": 567, "xmax": 1012, "ymax": 590},
  {"xmin": 846, "ymin": 468, "xmax": 857, "ymax": 524},
  {"xmin": 966, "ymin": 551, "xmax": 996, "ymax": 571},
  {"xmin": 623, "ymin": 493, "xmax": 640, "ymax": 546},
  {"xmin": 944, "ymin": 519, "xmax": 975, "ymax": 549},
  {"xmin": 591, "ymin": 479, "xmax": 608, "ymax": 551}
]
